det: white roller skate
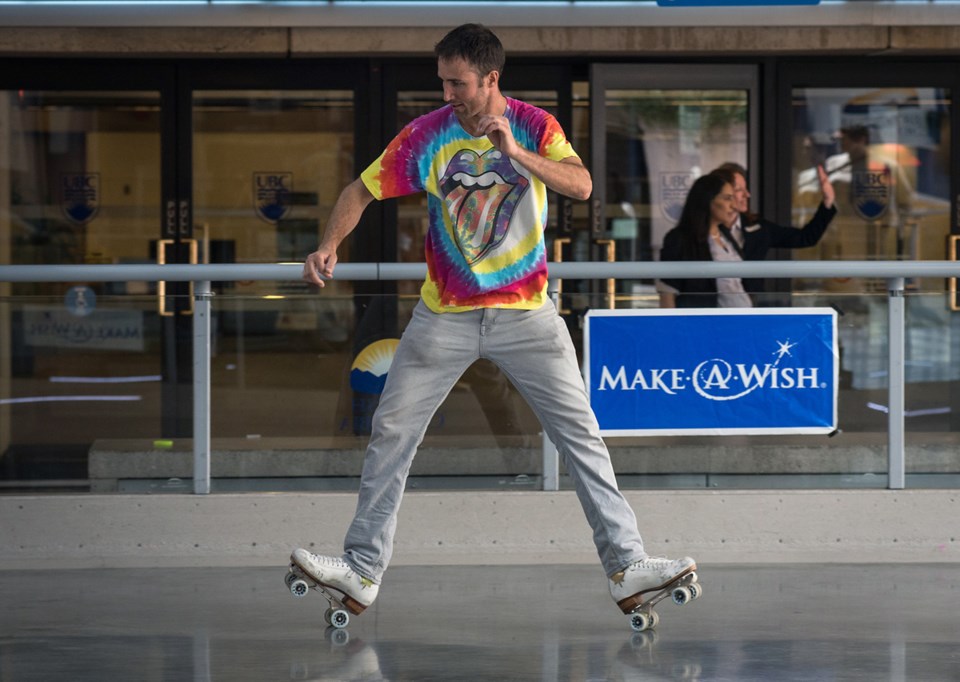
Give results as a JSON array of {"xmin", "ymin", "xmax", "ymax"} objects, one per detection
[
  {"xmin": 609, "ymin": 556, "xmax": 702, "ymax": 632},
  {"xmin": 286, "ymin": 549, "xmax": 379, "ymax": 629}
]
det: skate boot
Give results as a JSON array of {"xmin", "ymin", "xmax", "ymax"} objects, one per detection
[
  {"xmin": 609, "ymin": 556, "xmax": 697, "ymax": 614},
  {"xmin": 289, "ymin": 549, "xmax": 379, "ymax": 615}
]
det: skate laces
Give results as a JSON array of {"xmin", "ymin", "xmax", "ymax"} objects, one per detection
[
  {"xmin": 310, "ymin": 553, "xmax": 350, "ymax": 570},
  {"xmin": 630, "ymin": 556, "xmax": 678, "ymax": 574}
]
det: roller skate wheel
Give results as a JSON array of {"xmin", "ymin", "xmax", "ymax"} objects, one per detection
[
  {"xmin": 324, "ymin": 607, "xmax": 350, "ymax": 629},
  {"xmin": 629, "ymin": 611, "xmax": 652, "ymax": 632},
  {"xmin": 289, "ymin": 578, "xmax": 309, "ymax": 598},
  {"xmin": 671, "ymin": 586, "xmax": 692, "ymax": 605},
  {"xmin": 648, "ymin": 609, "xmax": 660, "ymax": 629}
]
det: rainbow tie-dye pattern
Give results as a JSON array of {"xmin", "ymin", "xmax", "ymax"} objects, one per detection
[{"xmin": 360, "ymin": 97, "xmax": 579, "ymax": 312}]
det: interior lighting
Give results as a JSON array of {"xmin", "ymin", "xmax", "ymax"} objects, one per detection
[
  {"xmin": 49, "ymin": 375, "xmax": 162, "ymax": 383},
  {"xmin": 0, "ymin": 395, "xmax": 143, "ymax": 405}
]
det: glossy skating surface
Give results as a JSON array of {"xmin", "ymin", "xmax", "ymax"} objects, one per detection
[{"xmin": 0, "ymin": 564, "xmax": 957, "ymax": 681}]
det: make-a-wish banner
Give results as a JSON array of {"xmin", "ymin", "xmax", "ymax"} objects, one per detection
[{"xmin": 583, "ymin": 308, "xmax": 838, "ymax": 436}]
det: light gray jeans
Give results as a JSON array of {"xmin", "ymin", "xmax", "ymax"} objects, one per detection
[{"xmin": 343, "ymin": 299, "xmax": 646, "ymax": 581}]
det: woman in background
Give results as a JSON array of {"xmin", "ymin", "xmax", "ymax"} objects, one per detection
[
  {"xmin": 657, "ymin": 173, "xmax": 743, "ymax": 308},
  {"xmin": 658, "ymin": 166, "xmax": 836, "ymax": 308},
  {"xmin": 712, "ymin": 162, "xmax": 836, "ymax": 302}
]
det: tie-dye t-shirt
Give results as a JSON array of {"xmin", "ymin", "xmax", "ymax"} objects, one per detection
[{"xmin": 360, "ymin": 97, "xmax": 579, "ymax": 313}]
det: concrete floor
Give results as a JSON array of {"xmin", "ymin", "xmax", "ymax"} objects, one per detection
[{"xmin": 0, "ymin": 564, "xmax": 957, "ymax": 681}]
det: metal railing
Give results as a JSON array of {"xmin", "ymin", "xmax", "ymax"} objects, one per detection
[{"xmin": 4, "ymin": 259, "xmax": 960, "ymax": 494}]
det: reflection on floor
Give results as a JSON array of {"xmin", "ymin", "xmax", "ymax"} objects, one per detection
[{"xmin": 1, "ymin": 564, "xmax": 957, "ymax": 681}]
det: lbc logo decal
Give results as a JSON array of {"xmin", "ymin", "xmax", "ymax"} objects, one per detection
[
  {"xmin": 60, "ymin": 173, "xmax": 99, "ymax": 224},
  {"xmin": 659, "ymin": 172, "xmax": 695, "ymax": 222},
  {"xmin": 254, "ymin": 172, "xmax": 293, "ymax": 224},
  {"xmin": 852, "ymin": 167, "xmax": 891, "ymax": 221}
]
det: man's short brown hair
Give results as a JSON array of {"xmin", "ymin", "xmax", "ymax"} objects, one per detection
[{"xmin": 434, "ymin": 24, "xmax": 505, "ymax": 77}]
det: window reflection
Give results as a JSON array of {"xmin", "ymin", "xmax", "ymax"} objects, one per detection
[{"xmin": 792, "ymin": 87, "xmax": 951, "ymax": 293}]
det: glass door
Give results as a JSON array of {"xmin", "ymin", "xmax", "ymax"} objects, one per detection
[
  {"xmin": 0, "ymin": 61, "xmax": 365, "ymax": 487},
  {"xmin": 0, "ymin": 63, "xmax": 175, "ymax": 483},
  {"xmin": 180, "ymin": 62, "xmax": 364, "ymax": 446},
  {"xmin": 777, "ymin": 61, "xmax": 958, "ymax": 437},
  {"xmin": 780, "ymin": 77, "xmax": 953, "ymax": 295},
  {"xmin": 590, "ymin": 64, "xmax": 758, "ymax": 307}
]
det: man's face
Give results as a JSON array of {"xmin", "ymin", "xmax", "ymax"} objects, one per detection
[
  {"xmin": 731, "ymin": 172, "xmax": 750, "ymax": 214},
  {"xmin": 438, "ymin": 57, "xmax": 494, "ymax": 122}
]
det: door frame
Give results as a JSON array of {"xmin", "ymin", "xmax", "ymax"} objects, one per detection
[
  {"xmin": 0, "ymin": 58, "xmax": 370, "ymax": 438},
  {"xmin": 776, "ymin": 58, "xmax": 960, "ymax": 431},
  {"xmin": 169, "ymin": 60, "xmax": 368, "ymax": 435},
  {"xmin": 589, "ymin": 63, "xmax": 760, "ymax": 244},
  {"xmin": 774, "ymin": 59, "xmax": 958, "ymax": 241}
]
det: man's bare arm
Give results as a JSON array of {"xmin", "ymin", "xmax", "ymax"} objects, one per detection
[
  {"xmin": 478, "ymin": 114, "xmax": 592, "ymax": 200},
  {"xmin": 303, "ymin": 178, "xmax": 375, "ymax": 287},
  {"xmin": 510, "ymin": 150, "xmax": 592, "ymax": 200}
]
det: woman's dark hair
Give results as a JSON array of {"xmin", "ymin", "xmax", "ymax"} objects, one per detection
[
  {"xmin": 674, "ymin": 173, "xmax": 728, "ymax": 260},
  {"xmin": 434, "ymin": 24, "xmax": 506, "ymax": 78},
  {"xmin": 711, "ymin": 167, "xmax": 738, "ymax": 189}
]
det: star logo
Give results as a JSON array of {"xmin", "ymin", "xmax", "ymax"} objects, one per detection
[{"xmin": 774, "ymin": 339, "xmax": 796, "ymax": 361}]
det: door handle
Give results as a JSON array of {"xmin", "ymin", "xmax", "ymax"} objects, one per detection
[
  {"xmin": 551, "ymin": 237, "xmax": 571, "ymax": 314},
  {"xmin": 157, "ymin": 238, "xmax": 197, "ymax": 316},
  {"xmin": 949, "ymin": 235, "xmax": 959, "ymax": 312},
  {"xmin": 595, "ymin": 239, "xmax": 616, "ymax": 309}
]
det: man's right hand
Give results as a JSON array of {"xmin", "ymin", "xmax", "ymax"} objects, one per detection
[
  {"xmin": 301, "ymin": 179, "xmax": 375, "ymax": 289},
  {"xmin": 303, "ymin": 246, "xmax": 337, "ymax": 288}
]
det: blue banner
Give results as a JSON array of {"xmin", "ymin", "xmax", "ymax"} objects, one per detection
[{"xmin": 584, "ymin": 308, "xmax": 837, "ymax": 435}]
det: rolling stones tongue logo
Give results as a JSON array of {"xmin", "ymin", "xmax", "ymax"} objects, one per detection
[{"xmin": 440, "ymin": 148, "xmax": 530, "ymax": 265}]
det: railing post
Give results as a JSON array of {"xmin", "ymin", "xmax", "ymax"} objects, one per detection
[
  {"xmin": 542, "ymin": 279, "xmax": 561, "ymax": 491},
  {"xmin": 542, "ymin": 432, "xmax": 559, "ymax": 492},
  {"xmin": 193, "ymin": 281, "xmax": 213, "ymax": 495},
  {"xmin": 887, "ymin": 277, "xmax": 906, "ymax": 490}
]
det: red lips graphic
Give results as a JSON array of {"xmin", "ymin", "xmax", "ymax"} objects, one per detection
[{"xmin": 440, "ymin": 148, "xmax": 529, "ymax": 265}]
